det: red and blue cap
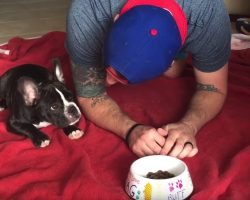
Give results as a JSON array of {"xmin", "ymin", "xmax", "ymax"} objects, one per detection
[{"xmin": 104, "ymin": 0, "xmax": 187, "ymax": 84}]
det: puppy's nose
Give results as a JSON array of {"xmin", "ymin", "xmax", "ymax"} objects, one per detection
[{"xmin": 68, "ymin": 105, "xmax": 80, "ymax": 118}]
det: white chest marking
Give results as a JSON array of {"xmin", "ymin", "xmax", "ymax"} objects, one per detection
[{"xmin": 33, "ymin": 121, "xmax": 51, "ymax": 128}]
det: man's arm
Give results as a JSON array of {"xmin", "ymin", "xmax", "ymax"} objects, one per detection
[
  {"xmin": 182, "ymin": 63, "xmax": 228, "ymax": 132},
  {"xmin": 77, "ymin": 93, "xmax": 135, "ymax": 139},
  {"xmin": 160, "ymin": 63, "xmax": 228, "ymax": 158},
  {"xmin": 70, "ymin": 61, "xmax": 135, "ymax": 139},
  {"xmin": 78, "ymin": 92, "xmax": 167, "ymax": 157},
  {"xmin": 72, "ymin": 62, "xmax": 166, "ymax": 156}
]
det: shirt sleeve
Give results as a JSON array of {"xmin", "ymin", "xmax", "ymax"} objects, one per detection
[
  {"xmin": 65, "ymin": 0, "xmax": 112, "ymax": 97},
  {"xmin": 65, "ymin": 0, "xmax": 112, "ymax": 67},
  {"xmin": 192, "ymin": 15, "xmax": 231, "ymax": 72},
  {"xmin": 183, "ymin": 0, "xmax": 231, "ymax": 72}
]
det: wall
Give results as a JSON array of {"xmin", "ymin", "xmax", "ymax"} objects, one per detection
[{"xmin": 224, "ymin": 0, "xmax": 250, "ymax": 15}]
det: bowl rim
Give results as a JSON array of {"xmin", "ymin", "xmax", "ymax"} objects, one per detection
[{"xmin": 129, "ymin": 155, "xmax": 189, "ymax": 182}]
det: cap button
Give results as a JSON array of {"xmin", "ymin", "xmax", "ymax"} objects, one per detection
[{"xmin": 150, "ymin": 28, "xmax": 158, "ymax": 36}]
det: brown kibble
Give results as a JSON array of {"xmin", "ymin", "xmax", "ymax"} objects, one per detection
[{"xmin": 146, "ymin": 170, "xmax": 175, "ymax": 179}]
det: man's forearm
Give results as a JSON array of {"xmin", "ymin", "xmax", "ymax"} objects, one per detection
[
  {"xmin": 70, "ymin": 61, "xmax": 137, "ymax": 139},
  {"xmin": 180, "ymin": 85, "xmax": 227, "ymax": 134},
  {"xmin": 77, "ymin": 93, "xmax": 136, "ymax": 139}
]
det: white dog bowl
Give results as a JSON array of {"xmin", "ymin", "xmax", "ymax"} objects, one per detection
[{"xmin": 125, "ymin": 155, "xmax": 193, "ymax": 200}]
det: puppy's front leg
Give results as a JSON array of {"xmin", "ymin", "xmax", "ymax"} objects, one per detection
[
  {"xmin": 0, "ymin": 99, "xmax": 7, "ymax": 111},
  {"xmin": 63, "ymin": 125, "xmax": 84, "ymax": 140},
  {"xmin": 7, "ymin": 117, "xmax": 50, "ymax": 147}
]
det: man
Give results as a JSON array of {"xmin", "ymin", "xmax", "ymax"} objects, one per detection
[{"xmin": 66, "ymin": 0, "xmax": 231, "ymax": 158}]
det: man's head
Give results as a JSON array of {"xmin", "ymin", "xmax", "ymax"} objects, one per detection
[{"xmin": 104, "ymin": 0, "xmax": 187, "ymax": 85}]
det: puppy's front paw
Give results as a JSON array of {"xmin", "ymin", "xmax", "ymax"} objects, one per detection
[
  {"xmin": 32, "ymin": 133, "xmax": 50, "ymax": 147},
  {"xmin": 63, "ymin": 125, "xmax": 84, "ymax": 140},
  {"xmin": 68, "ymin": 130, "xmax": 84, "ymax": 140},
  {"xmin": 0, "ymin": 99, "xmax": 7, "ymax": 111},
  {"xmin": 40, "ymin": 139, "xmax": 51, "ymax": 147}
]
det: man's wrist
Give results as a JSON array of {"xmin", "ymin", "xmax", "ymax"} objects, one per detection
[
  {"xmin": 181, "ymin": 120, "xmax": 198, "ymax": 135},
  {"xmin": 125, "ymin": 124, "xmax": 142, "ymax": 146}
]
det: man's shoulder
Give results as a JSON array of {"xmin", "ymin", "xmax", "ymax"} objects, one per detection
[
  {"xmin": 70, "ymin": 0, "xmax": 127, "ymax": 17},
  {"xmin": 176, "ymin": 0, "xmax": 231, "ymax": 72},
  {"xmin": 176, "ymin": 0, "xmax": 229, "ymax": 27}
]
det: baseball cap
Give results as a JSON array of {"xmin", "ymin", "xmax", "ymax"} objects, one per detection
[{"xmin": 104, "ymin": 0, "xmax": 187, "ymax": 84}]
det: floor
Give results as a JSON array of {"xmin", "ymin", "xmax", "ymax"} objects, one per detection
[{"xmin": 0, "ymin": 0, "xmax": 69, "ymax": 44}]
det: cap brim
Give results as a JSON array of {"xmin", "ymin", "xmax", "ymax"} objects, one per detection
[{"xmin": 106, "ymin": 67, "xmax": 129, "ymax": 85}]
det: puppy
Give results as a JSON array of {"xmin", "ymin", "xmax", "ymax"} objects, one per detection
[{"xmin": 0, "ymin": 58, "xmax": 83, "ymax": 147}]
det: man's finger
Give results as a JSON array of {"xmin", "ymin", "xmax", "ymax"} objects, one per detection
[
  {"xmin": 178, "ymin": 143, "xmax": 193, "ymax": 158},
  {"xmin": 160, "ymin": 135, "xmax": 177, "ymax": 155},
  {"xmin": 157, "ymin": 127, "xmax": 168, "ymax": 137},
  {"xmin": 154, "ymin": 130, "xmax": 166, "ymax": 148},
  {"xmin": 141, "ymin": 143, "xmax": 155, "ymax": 155},
  {"xmin": 187, "ymin": 147, "xmax": 199, "ymax": 157},
  {"xmin": 147, "ymin": 140, "xmax": 163, "ymax": 154},
  {"xmin": 168, "ymin": 141, "xmax": 184, "ymax": 157}
]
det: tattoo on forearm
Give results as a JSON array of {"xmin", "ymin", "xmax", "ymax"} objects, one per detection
[
  {"xmin": 72, "ymin": 63, "xmax": 105, "ymax": 86},
  {"xmin": 91, "ymin": 94, "xmax": 109, "ymax": 108},
  {"xmin": 71, "ymin": 61, "xmax": 106, "ymax": 97},
  {"xmin": 196, "ymin": 83, "xmax": 221, "ymax": 93}
]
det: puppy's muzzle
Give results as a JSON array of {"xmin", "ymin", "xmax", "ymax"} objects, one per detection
[{"xmin": 66, "ymin": 105, "xmax": 81, "ymax": 125}]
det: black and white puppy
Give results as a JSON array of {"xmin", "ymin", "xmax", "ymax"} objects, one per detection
[{"xmin": 0, "ymin": 58, "xmax": 83, "ymax": 147}]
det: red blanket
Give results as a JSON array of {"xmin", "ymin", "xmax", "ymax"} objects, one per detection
[{"xmin": 0, "ymin": 32, "xmax": 249, "ymax": 200}]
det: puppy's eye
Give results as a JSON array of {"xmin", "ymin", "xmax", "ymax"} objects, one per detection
[{"xmin": 50, "ymin": 104, "xmax": 59, "ymax": 111}]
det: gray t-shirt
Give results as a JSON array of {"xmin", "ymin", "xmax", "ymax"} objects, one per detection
[{"xmin": 66, "ymin": 0, "xmax": 231, "ymax": 97}]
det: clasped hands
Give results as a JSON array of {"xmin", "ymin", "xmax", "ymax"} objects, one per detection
[{"xmin": 127, "ymin": 122, "xmax": 199, "ymax": 158}]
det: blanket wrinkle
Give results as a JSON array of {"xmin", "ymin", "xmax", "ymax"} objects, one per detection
[{"xmin": 0, "ymin": 32, "xmax": 250, "ymax": 200}]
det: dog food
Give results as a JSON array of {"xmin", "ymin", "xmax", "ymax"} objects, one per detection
[{"xmin": 146, "ymin": 170, "xmax": 175, "ymax": 179}]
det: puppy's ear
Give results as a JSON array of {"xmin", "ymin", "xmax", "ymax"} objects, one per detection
[
  {"xmin": 17, "ymin": 77, "xmax": 40, "ymax": 106},
  {"xmin": 52, "ymin": 58, "xmax": 65, "ymax": 83}
]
